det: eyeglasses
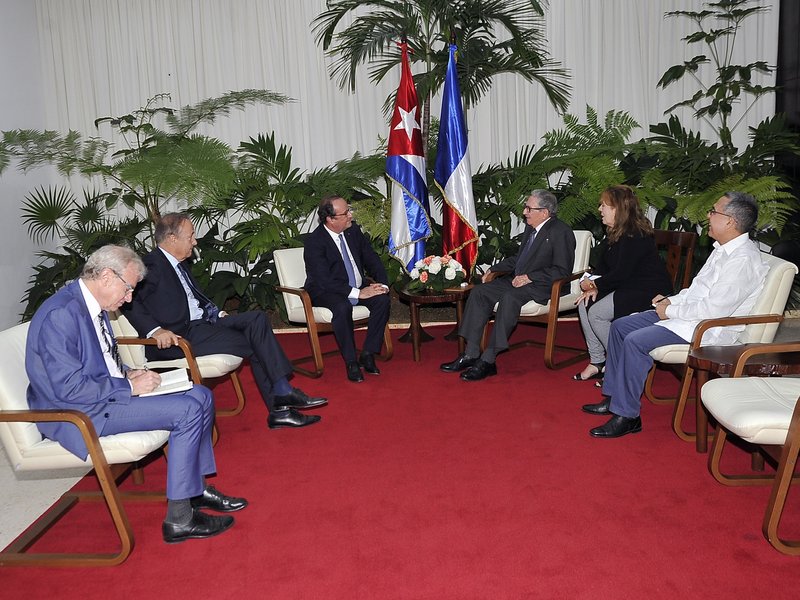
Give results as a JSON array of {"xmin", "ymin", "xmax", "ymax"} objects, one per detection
[
  {"xmin": 707, "ymin": 207, "xmax": 734, "ymax": 219},
  {"xmin": 523, "ymin": 205, "xmax": 547, "ymax": 213},
  {"xmin": 332, "ymin": 206, "xmax": 354, "ymax": 218},
  {"xmin": 111, "ymin": 270, "xmax": 135, "ymax": 294}
]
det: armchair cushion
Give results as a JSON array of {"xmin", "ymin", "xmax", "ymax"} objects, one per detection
[{"xmin": 702, "ymin": 377, "xmax": 800, "ymax": 445}]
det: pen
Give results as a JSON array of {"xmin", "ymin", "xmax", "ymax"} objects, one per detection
[{"xmin": 652, "ymin": 296, "xmax": 669, "ymax": 306}]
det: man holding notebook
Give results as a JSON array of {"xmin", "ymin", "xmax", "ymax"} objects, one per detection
[{"xmin": 26, "ymin": 244, "xmax": 246, "ymax": 543}]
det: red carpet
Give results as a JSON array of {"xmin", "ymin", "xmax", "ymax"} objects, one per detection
[{"xmin": 4, "ymin": 322, "xmax": 800, "ymax": 598}]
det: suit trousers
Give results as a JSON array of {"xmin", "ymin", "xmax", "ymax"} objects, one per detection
[
  {"xmin": 459, "ymin": 277, "xmax": 540, "ymax": 358},
  {"xmin": 100, "ymin": 385, "xmax": 215, "ymax": 500},
  {"xmin": 312, "ymin": 291, "xmax": 390, "ymax": 364},
  {"xmin": 602, "ymin": 310, "xmax": 688, "ymax": 418},
  {"xmin": 146, "ymin": 312, "xmax": 293, "ymax": 411},
  {"xmin": 577, "ymin": 291, "xmax": 615, "ymax": 364}
]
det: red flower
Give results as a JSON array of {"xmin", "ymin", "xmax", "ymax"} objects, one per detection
[{"xmin": 419, "ymin": 271, "xmax": 429, "ymax": 283}]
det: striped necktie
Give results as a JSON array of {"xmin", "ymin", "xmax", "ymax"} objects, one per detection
[{"xmin": 98, "ymin": 312, "xmax": 124, "ymax": 375}]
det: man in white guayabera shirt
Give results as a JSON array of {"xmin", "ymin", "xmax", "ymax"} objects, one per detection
[{"xmin": 581, "ymin": 191, "xmax": 769, "ymax": 439}]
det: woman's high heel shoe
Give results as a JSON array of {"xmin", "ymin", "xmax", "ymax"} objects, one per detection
[{"xmin": 573, "ymin": 362, "xmax": 605, "ymax": 381}]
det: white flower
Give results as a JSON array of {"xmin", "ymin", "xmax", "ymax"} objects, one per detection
[
  {"xmin": 414, "ymin": 259, "xmax": 426, "ymax": 269},
  {"xmin": 427, "ymin": 260, "xmax": 441, "ymax": 275},
  {"xmin": 410, "ymin": 268, "xmax": 420, "ymax": 279},
  {"xmin": 444, "ymin": 266, "xmax": 457, "ymax": 280}
]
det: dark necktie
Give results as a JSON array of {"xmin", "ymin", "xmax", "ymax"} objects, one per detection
[
  {"xmin": 515, "ymin": 229, "xmax": 537, "ymax": 275},
  {"xmin": 98, "ymin": 312, "xmax": 124, "ymax": 375},
  {"xmin": 339, "ymin": 234, "xmax": 358, "ymax": 306},
  {"xmin": 178, "ymin": 263, "xmax": 220, "ymax": 323}
]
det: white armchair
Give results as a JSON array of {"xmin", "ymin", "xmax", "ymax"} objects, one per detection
[
  {"xmin": 109, "ymin": 312, "xmax": 246, "ymax": 417},
  {"xmin": 701, "ymin": 341, "xmax": 800, "ymax": 555},
  {"xmin": 481, "ymin": 229, "xmax": 595, "ymax": 369},
  {"xmin": 645, "ymin": 253, "xmax": 798, "ymax": 447},
  {"xmin": 0, "ymin": 322, "xmax": 168, "ymax": 567},
  {"xmin": 273, "ymin": 247, "xmax": 393, "ymax": 377}
]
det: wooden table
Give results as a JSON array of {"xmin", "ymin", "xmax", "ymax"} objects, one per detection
[
  {"xmin": 689, "ymin": 343, "xmax": 800, "ymax": 453},
  {"xmin": 396, "ymin": 286, "xmax": 470, "ymax": 362}
]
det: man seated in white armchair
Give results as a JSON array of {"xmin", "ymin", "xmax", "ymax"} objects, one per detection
[
  {"xmin": 25, "ymin": 245, "xmax": 247, "ymax": 543},
  {"xmin": 581, "ymin": 192, "xmax": 769, "ymax": 438}
]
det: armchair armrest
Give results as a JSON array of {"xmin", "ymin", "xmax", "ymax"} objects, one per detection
[
  {"xmin": 547, "ymin": 270, "xmax": 585, "ymax": 305},
  {"xmin": 688, "ymin": 314, "xmax": 784, "ymax": 351},
  {"xmin": 0, "ymin": 408, "xmax": 111, "ymax": 468},
  {"xmin": 115, "ymin": 336, "xmax": 202, "ymax": 386},
  {"xmin": 276, "ymin": 285, "xmax": 317, "ymax": 325},
  {"xmin": 729, "ymin": 341, "xmax": 800, "ymax": 377},
  {"xmin": 482, "ymin": 271, "xmax": 509, "ymax": 283}
]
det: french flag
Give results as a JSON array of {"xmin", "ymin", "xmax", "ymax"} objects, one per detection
[
  {"xmin": 387, "ymin": 41, "xmax": 431, "ymax": 272},
  {"xmin": 434, "ymin": 44, "xmax": 478, "ymax": 275}
]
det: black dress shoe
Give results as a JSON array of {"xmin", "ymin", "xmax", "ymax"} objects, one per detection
[
  {"xmin": 267, "ymin": 408, "xmax": 322, "ymax": 429},
  {"xmin": 460, "ymin": 359, "xmax": 497, "ymax": 381},
  {"xmin": 162, "ymin": 510, "xmax": 234, "ymax": 544},
  {"xmin": 274, "ymin": 387, "xmax": 328, "ymax": 411},
  {"xmin": 440, "ymin": 354, "xmax": 478, "ymax": 372},
  {"xmin": 589, "ymin": 415, "xmax": 642, "ymax": 438},
  {"xmin": 191, "ymin": 485, "xmax": 248, "ymax": 513},
  {"xmin": 347, "ymin": 361, "xmax": 364, "ymax": 382},
  {"xmin": 358, "ymin": 351, "xmax": 380, "ymax": 375},
  {"xmin": 581, "ymin": 397, "xmax": 611, "ymax": 415}
]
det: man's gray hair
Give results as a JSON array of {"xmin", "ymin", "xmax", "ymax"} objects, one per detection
[
  {"xmin": 530, "ymin": 189, "xmax": 558, "ymax": 216},
  {"xmin": 722, "ymin": 191, "xmax": 759, "ymax": 234},
  {"xmin": 81, "ymin": 245, "xmax": 146, "ymax": 281}
]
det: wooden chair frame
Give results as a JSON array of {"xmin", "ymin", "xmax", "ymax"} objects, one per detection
[
  {"xmin": 653, "ymin": 229, "xmax": 697, "ymax": 292},
  {"xmin": 276, "ymin": 285, "xmax": 393, "ymax": 378},
  {"xmin": 652, "ymin": 313, "xmax": 784, "ymax": 444},
  {"xmin": 0, "ymin": 409, "xmax": 164, "ymax": 567},
  {"xmin": 115, "ymin": 332, "xmax": 246, "ymax": 418},
  {"xmin": 480, "ymin": 270, "xmax": 589, "ymax": 370},
  {"xmin": 706, "ymin": 342, "xmax": 800, "ymax": 555}
]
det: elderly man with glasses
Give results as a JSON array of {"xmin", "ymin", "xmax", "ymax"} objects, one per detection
[
  {"xmin": 582, "ymin": 191, "xmax": 769, "ymax": 438},
  {"xmin": 26, "ymin": 245, "xmax": 247, "ymax": 543},
  {"xmin": 440, "ymin": 189, "xmax": 575, "ymax": 381},
  {"xmin": 303, "ymin": 195, "xmax": 391, "ymax": 383}
]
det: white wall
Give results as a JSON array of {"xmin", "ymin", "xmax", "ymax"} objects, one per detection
[
  {"xmin": 0, "ymin": 0, "xmax": 781, "ymax": 327},
  {"xmin": 0, "ymin": 0, "xmax": 52, "ymax": 328}
]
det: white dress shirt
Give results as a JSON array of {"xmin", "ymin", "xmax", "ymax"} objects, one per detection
[
  {"xmin": 78, "ymin": 279, "xmax": 126, "ymax": 379},
  {"xmin": 657, "ymin": 233, "xmax": 768, "ymax": 345},
  {"xmin": 324, "ymin": 225, "xmax": 362, "ymax": 302}
]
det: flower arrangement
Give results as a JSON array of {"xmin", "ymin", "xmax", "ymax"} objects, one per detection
[{"xmin": 407, "ymin": 255, "xmax": 466, "ymax": 293}]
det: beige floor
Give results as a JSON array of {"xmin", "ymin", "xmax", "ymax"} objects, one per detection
[{"xmin": 1, "ymin": 319, "xmax": 798, "ymax": 552}]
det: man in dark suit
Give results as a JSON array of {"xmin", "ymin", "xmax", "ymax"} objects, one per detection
[
  {"xmin": 303, "ymin": 195, "xmax": 391, "ymax": 383},
  {"xmin": 123, "ymin": 213, "xmax": 325, "ymax": 429},
  {"xmin": 26, "ymin": 245, "xmax": 246, "ymax": 543},
  {"xmin": 441, "ymin": 189, "xmax": 575, "ymax": 381}
]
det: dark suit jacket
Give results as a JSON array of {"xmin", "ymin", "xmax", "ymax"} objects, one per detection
[
  {"xmin": 303, "ymin": 223, "xmax": 388, "ymax": 302},
  {"xmin": 26, "ymin": 280, "xmax": 133, "ymax": 459},
  {"xmin": 123, "ymin": 248, "xmax": 198, "ymax": 338},
  {"xmin": 592, "ymin": 233, "xmax": 673, "ymax": 319},
  {"xmin": 489, "ymin": 217, "xmax": 575, "ymax": 304}
]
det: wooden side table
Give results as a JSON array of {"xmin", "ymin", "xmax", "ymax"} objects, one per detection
[
  {"xmin": 396, "ymin": 286, "xmax": 470, "ymax": 362},
  {"xmin": 689, "ymin": 343, "xmax": 800, "ymax": 453}
]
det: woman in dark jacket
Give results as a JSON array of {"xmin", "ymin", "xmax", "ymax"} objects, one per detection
[{"xmin": 573, "ymin": 185, "xmax": 672, "ymax": 381}]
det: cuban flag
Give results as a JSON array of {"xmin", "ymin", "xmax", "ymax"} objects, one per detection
[
  {"xmin": 387, "ymin": 42, "xmax": 431, "ymax": 272},
  {"xmin": 434, "ymin": 44, "xmax": 478, "ymax": 275}
]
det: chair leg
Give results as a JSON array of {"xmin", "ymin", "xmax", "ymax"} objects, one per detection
[
  {"xmin": 672, "ymin": 365, "xmax": 697, "ymax": 443},
  {"xmin": 644, "ymin": 364, "xmax": 679, "ymax": 405},
  {"xmin": 216, "ymin": 369, "xmax": 246, "ymax": 417},
  {"xmin": 708, "ymin": 427, "xmax": 793, "ymax": 487},
  {"xmin": 377, "ymin": 324, "xmax": 394, "ymax": 362},
  {"xmin": 0, "ymin": 460, "xmax": 156, "ymax": 567},
  {"xmin": 542, "ymin": 316, "xmax": 588, "ymax": 370},
  {"xmin": 290, "ymin": 321, "xmax": 325, "ymax": 378},
  {"xmin": 763, "ymin": 414, "xmax": 800, "ymax": 555}
]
